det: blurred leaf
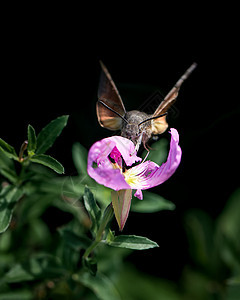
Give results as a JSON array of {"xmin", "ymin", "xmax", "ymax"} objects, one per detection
[
  {"xmin": 0, "ymin": 138, "xmax": 18, "ymax": 160},
  {"xmin": 0, "ymin": 290, "xmax": 33, "ymax": 300},
  {"xmin": 0, "ymin": 168, "xmax": 17, "ymax": 184},
  {"xmin": 27, "ymin": 218, "xmax": 52, "ymax": 248},
  {"xmin": 82, "ymin": 257, "xmax": 98, "ymax": 276},
  {"xmin": 83, "ymin": 186, "xmax": 101, "ymax": 233},
  {"xmin": 53, "ymin": 196, "xmax": 91, "ymax": 228},
  {"xmin": 30, "ymin": 154, "xmax": 64, "ymax": 174},
  {"xmin": 142, "ymin": 138, "xmax": 168, "ymax": 166},
  {"xmin": 227, "ymin": 276, "xmax": 240, "ymax": 286},
  {"xmin": 116, "ymin": 264, "xmax": 180, "ymax": 300},
  {"xmin": 0, "ymin": 185, "xmax": 24, "ymax": 233},
  {"xmin": 226, "ymin": 284, "xmax": 240, "ymax": 300},
  {"xmin": 16, "ymin": 191, "xmax": 56, "ymax": 227},
  {"xmin": 0, "ymin": 151, "xmax": 17, "ymax": 183},
  {"xmin": 58, "ymin": 228, "xmax": 91, "ymax": 250},
  {"xmin": 0, "ymin": 229, "xmax": 11, "ymax": 251},
  {"xmin": 74, "ymin": 271, "xmax": 121, "ymax": 300},
  {"xmin": 131, "ymin": 191, "xmax": 175, "ymax": 213},
  {"xmin": 97, "ymin": 243, "xmax": 131, "ymax": 276},
  {"xmin": 181, "ymin": 267, "xmax": 216, "ymax": 300},
  {"xmin": 105, "ymin": 234, "xmax": 159, "ymax": 250},
  {"xmin": 36, "ymin": 115, "xmax": 69, "ymax": 154},
  {"xmin": 217, "ymin": 188, "xmax": 240, "ymax": 248},
  {"xmin": 58, "ymin": 175, "xmax": 85, "ymax": 199},
  {"xmin": 216, "ymin": 188, "xmax": 240, "ymax": 275},
  {"xmin": 0, "ymin": 254, "xmax": 65, "ymax": 284},
  {"xmin": 184, "ymin": 209, "xmax": 215, "ymax": 272},
  {"xmin": 72, "ymin": 142, "xmax": 88, "ymax": 177},
  {"xmin": 27, "ymin": 124, "xmax": 37, "ymax": 155},
  {"xmin": 94, "ymin": 185, "xmax": 112, "ymax": 207}
]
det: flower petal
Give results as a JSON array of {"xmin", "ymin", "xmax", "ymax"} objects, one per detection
[
  {"xmin": 134, "ymin": 189, "xmax": 143, "ymax": 200},
  {"xmin": 125, "ymin": 128, "xmax": 182, "ymax": 191},
  {"xmin": 87, "ymin": 129, "xmax": 181, "ymax": 195},
  {"xmin": 87, "ymin": 136, "xmax": 141, "ymax": 191},
  {"xmin": 109, "ymin": 136, "xmax": 142, "ymax": 166},
  {"xmin": 146, "ymin": 128, "xmax": 182, "ymax": 188}
]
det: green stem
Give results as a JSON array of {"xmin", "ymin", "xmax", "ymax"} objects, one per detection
[
  {"xmin": 83, "ymin": 203, "xmax": 114, "ymax": 259},
  {"xmin": 83, "ymin": 240, "xmax": 100, "ymax": 259},
  {"xmin": 17, "ymin": 159, "xmax": 30, "ymax": 186}
]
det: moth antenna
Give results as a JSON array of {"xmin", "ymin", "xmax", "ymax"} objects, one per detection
[
  {"xmin": 98, "ymin": 100, "xmax": 129, "ymax": 124},
  {"xmin": 138, "ymin": 112, "xmax": 168, "ymax": 127}
]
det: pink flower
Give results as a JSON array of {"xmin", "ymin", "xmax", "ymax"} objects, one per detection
[{"xmin": 87, "ymin": 128, "xmax": 182, "ymax": 229}]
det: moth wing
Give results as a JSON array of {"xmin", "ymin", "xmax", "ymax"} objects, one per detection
[
  {"xmin": 151, "ymin": 87, "xmax": 178, "ymax": 135},
  {"xmin": 152, "ymin": 62, "xmax": 197, "ymax": 135},
  {"xmin": 97, "ymin": 61, "xmax": 126, "ymax": 130}
]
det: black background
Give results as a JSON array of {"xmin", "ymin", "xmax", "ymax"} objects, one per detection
[{"xmin": 1, "ymin": 6, "xmax": 239, "ymax": 282}]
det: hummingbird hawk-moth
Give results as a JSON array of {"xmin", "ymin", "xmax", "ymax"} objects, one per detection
[{"xmin": 96, "ymin": 61, "xmax": 197, "ymax": 152}]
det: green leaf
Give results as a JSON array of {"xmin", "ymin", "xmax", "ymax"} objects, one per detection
[
  {"xmin": 36, "ymin": 115, "xmax": 69, "ymax": 154},
  {"xmin": 216, "ymin": 188, "xmax": 240, "ymax": 271},
  {"xmin": 30, "ymin": 154, "xmax": 64, "ymax": 174},
  {"xmin": 72, "ymin": 142, "xmax": 88, "ymax": 176},
  {"xmin": 0, "ymin": 290, "xmax": 33, "ymax": 300},
  {"xmin": 226, "ymin": 284, "xmax": 240, "ymax": 300},
  {"xmin": 83, "ymin": 186, "xmax": 101, "ymax": 232},
  {"xmin": 0, "ymin": 254, "xmax": 65, "ymax": 284},
  {"xmin": 27, "ymin": 124, "xmax": 37, "ymax": 154},
  {"xmin": 217, "ymin": 188, "xmax": 240, "ymax": 246},
  {"xmin": 58, "ymin": 228, "xmax": 91, "ymax": 250},
  {"xmin": 184, "ymin": 210, "xmax": 214, "ymax": 269},
  {"xmin": 0, "ymin": 138, "xmax": 18, "ymax": 160},
  {"xmin": 0, "ymin": 185, "xmax": 24, "ymax": 233},
  {"xmin": 131, "ymin": 191, "xmax": 175, "ymax": 213},
  {"xmin": 105, "ymin": 234, "xmax": 159, "ymax": 250},
  {"xmin": 74, "ymin": 272, "xmax": 121, "ymax": 300},
  {"xmin": 111, "ymin": 189, "xmax": 132, "ymax": 231},
  {"xmin": 227, "ymin": 276, "xmax": 240, "ymax": 286},
  {"xmin": 97, "ymin": 203, "xmax": 114, "ymax": 238},
  {"xmin": 116, "ymin": 264, "xmax": 180, "ymax": 300},
  {"xmin": 0, "ymin": 151, "xmax": 17, "ymax": 183},
  {"xmin": 82, "ymin": 257, "xmax": 98, "ymax": 276}
]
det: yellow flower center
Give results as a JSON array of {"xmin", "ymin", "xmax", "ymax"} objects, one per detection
[{"xmin": 123, "ymin": 168, "xmax": 141, "ymax": 187}]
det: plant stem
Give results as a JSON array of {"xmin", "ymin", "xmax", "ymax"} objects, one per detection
[
  {"xmin": 83, "ymin": 203, "xmax": 114, "ymax": 259},
  {"xmin": 83, "ymin": 240, "xmax": 100, "ymax": 259}
]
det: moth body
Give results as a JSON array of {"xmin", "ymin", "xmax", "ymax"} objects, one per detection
[{"xmin": 121, "ymin": 110, "xmax": 152, "ymax": 147}]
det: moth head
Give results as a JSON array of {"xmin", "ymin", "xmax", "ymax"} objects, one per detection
[{"xmin": 121, "ymin": 122, "xmax": 141, "ymax": 145}]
